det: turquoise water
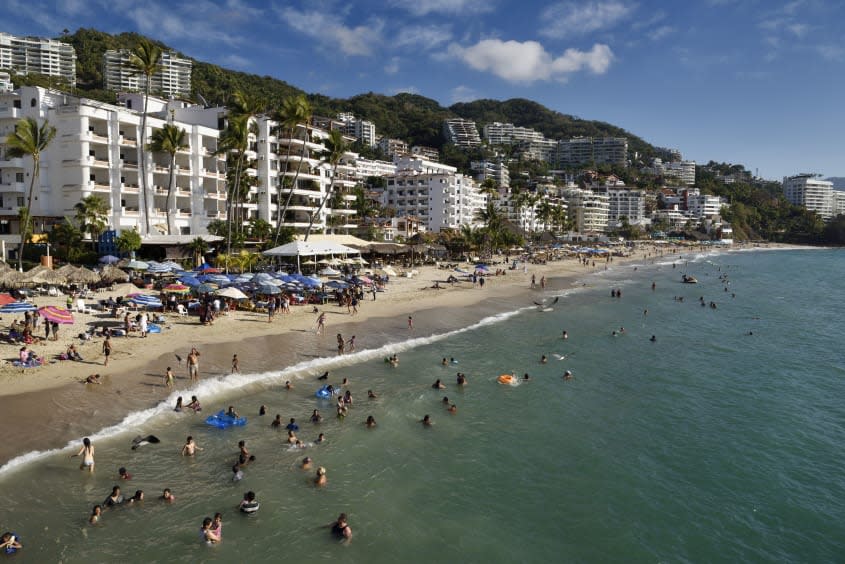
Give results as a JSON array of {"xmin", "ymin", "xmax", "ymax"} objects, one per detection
[{"xmin": 1, "ymin": 248, "xmax": 844, "ymax": 562}]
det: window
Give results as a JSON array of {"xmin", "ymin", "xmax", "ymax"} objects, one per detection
[
  {"xmin": 17, "ymin": 197, "xmax": 24, "ymax": 207},
  {"xmin": 15, "ymin": 173, "xmax": 24, "ymax": 183},
  {"xmin": 30, "ymin": 98, "xmax": 36, "ymax": 107}
]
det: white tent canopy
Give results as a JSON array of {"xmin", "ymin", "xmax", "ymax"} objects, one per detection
[{"xmin": 262, "ymin": 240, "xmax": 362, "ymax": 273}]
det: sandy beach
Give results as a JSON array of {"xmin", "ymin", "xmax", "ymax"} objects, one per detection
[{"xmin": 0, "ymin": 243, "xmax": 747, "ymax": 466}]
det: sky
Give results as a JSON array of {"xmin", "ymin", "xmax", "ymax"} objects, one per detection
[{"xmin": 6, "ymin": 0, "xmax": 845, "ymax": 180}]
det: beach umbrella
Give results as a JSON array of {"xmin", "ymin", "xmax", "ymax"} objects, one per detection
[
  {"xmin": 194, "ymin": 283, "xmax": 218, "ymax": 295},
  {"xmin": 0, "ymin": 301, "xmax": 36, "ymax": 313},
  {"xmin": 380, "ymin": 266, "xmax": 398, "ymax": 277},
  {"xmin": 216, "ymin": 287, "xmax": 249, "ymax": 300},
  {"xmin": 125, "ymin": 260, "xmax": 149, "ymax": 271},
  {"xmin": 127, "ymin": 294, "xmax": 163, "ymax": 308},
  {"xmin": 161, "ymin": 261, "xmax": 183, "ymax": 271},
  {"xmin": 257, "ymin": 284, "xmax": 282, "ymax": 295},
  {"xmin": 198, "ymin": 267, "xmax": 221, "ymax": 274},
  {"xmin": 99, "ymin": 255, "xmax": 120, "ymax": 265},
  {"xmin": 146, "ymin": 261, "xmax": 172, "ymax": 274},
  {"xmin": 0, "ymin": 293, "xmax": 15, "ymax": 306},
  {"xmin": 38, "ymin": 305, "xmax": 75, "ymax": 324},
  {"xmin": 320, "ymin": 267, "xmax": 341, "ymax": 276},
  {"xmin": 99, "ymin": 265, "xmax": 130, "ymax": 284},
  {"xmin": 178, "ymin": 275, "xmax": 201, "ymax": 287},
  {"xmin": 325, "ymin": 280, "xmax": 348, "ymax": 289},
  {"xmin": 163, "ymin": 283, "xmax": 191, "ymax": 294},
  {"xmin": 67, "ymin": 266, "xmax": 101, "ymax": 285}
]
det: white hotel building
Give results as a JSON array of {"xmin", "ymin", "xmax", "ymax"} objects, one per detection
[
  {"xmin": 600, "ymin": 187, "xmax": 647, "ymax": 225},
  {"xmin": 381, "ymin": 156, "xmax": 485, "ymax": 232},
  {"xmin": 0, "ymin": 33, "xmax": 76, "ymax": 87},
  {"xmin": 782, "ymin": 174, "xmax": 834, "ymax": 219},
  {"xmin": 103, "ymin": 50, "xmax": 193, "ymax": 98},
  {"xmin": 0, "ymin": 86, "xmax": 366, "ymax": 254},
  {"xmin": 561, "ymin": 187, "xmax": 610, "ymax": 234}
]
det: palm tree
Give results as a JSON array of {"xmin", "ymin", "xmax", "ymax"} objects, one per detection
[
  {"xmin": 148, "ymin": 123, "xmax": 188, "ymax": 235},
  {"xmin": 74, "ymin": 194, "xmax": 110, "ymax": 251},
  {"xmin": 127, "ymin": 39, "xmax": 162, "ymax": 235},
  {"xmin": 536, "ymin": 200, "xmax": 554, "ymax": 234},
  {"xmin": 217, "ymin": 114, "xmax": 249, "ymax": 269},
  {"xmin": 186, "ymin": 236, "xmax": 208, "ymax": 268},
  {"xmin": 6, "ymin": 116, "xmax": 56, "ymax": 270},
  {"xmin": 474, "ymin": 201, "xmax": 506, "ymax": 256},
  {"xmin": 275, "ymin": 94, "xmax": 313, "ymax": 243},
  {"xmin": 48, "ymin": 218, "xmax": 82, "ymax": 262},
  {"xmin": 304, "ymin": 129, "xmax": 347, "ymax": 241}
]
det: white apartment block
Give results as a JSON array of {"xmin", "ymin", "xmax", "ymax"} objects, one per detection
[
  {"xmin": 664, "ymin": 160, "xmax": 696, "ymax": 185},
  {"xmin": 600, "ymin": 188, "xmax": 647, "ymax": 224},
  {"xmin": 378, "ymin": 137, "xmax": 408, "ymax": 158},
  {"xmin": 0, "ymin": 72, "xmax": 11, "ymax": 92},
  {"xmin": 352, "ymin": 157, "xmax": 396, "ymax": 179},
  {"xmin": 483, "ymin": 122, "xmax": 545, "ymax": 146},
  {"xmin": 471, "ymin": 159, "xmax": 510, "ymax": 188},
  {"xmin": 337, "ymin": 113, "xmax": 377, "ymax": 147},
  {"xmin": 104, "ymin": 50, "xmax": 192, "ymax": 98},
  {"xmin": 252, "ymin": 118, "xmax": 359, "ymax": 234},
  {"xmin": 833, "ymin": 191, "xmax": 845, "ymax": 217},
  {"xmin": 518, "ymin": 139, "xmax": 557, "ymax": 163},
  {"xmin": 0, "ymin": 33, "xmax": 76, "ymax": 87},
  {"xmin": 782, "ymin": 174, "xmax": 834, "ymax": 219},
  {"xmin": 442, "ymin": 118, "xmax": 481, "ymax": 148},
  {"xmin": 553, "ymin": 137, "xmax": 627, "ymax": 167},
  {"xmin": 561, "ymin": 187, "xmax": 609, "ymax": 234},
  {"xmin": 0, "ymin": 86, "xmax": 227, "ymax": 250},
  {"xmin": 686, "ymin": 194, "xmax": 724, "ymax": 219},
  {"xmin": 411, "ymin": 145, "xmax": 439, "ymax": 161},
  {"xmin": 381, "ymin": 156, "xmax": 484, "ymax": 232}
]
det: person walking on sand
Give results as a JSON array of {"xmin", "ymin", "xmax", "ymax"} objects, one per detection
[
  {"xmin": 231, "ymin": 354, "xmax": 240, "ymax": 374},
  {"xmin": 187, "ymin": 347, "xmax": 200, "ymax": 381},
  {"xmin": 337, "ymin": 333, "xmax": 345, "ymax": 355},
  {"xmin": 165, "ymin": 366, "xmax": 174, "ymax": 389},
  {"xmin": 71, "ymin": 437, "xmax": 95, "ymax": 472},
  {"xmin": 315, "ymin": 312, "xmax": 327, "ymax": 335},
  {"xmin": 408, "ymin": 316, "xmax": 414, "ymax": 330},
  {"xmin": 102, "ymin": 334, "xmax": 112, "ymax": 366}
]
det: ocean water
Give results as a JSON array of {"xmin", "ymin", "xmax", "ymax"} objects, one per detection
[{"xmin": 1, "ymin": 247, "xmax": 843, "ymax": 563}]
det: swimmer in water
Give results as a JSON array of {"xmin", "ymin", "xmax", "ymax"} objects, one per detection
[
  {"xmin": 562, "ymin": 330, "xmax": 568, "ymax": 340},
  {"xmin": 287, "ymin": 430, "xmax": 298, "ymax": 444},
  {"xmin": 442, "ymin": 396, "xmax": 449, "ymax": 404},
  {"xmin": 201, "ymin": 517, "xmax": 220, "ymax": 544},
  {"xmin": 103, "ymin": 486, "xmax": 124, "ymax": 508},
  {"xmin": 259, "ymin": 405, "xmax": 267, "ymax": 416},
  {"xmin": 365, "ymin": 415, "xmax": 377, "ymax": 428},
  {"xmin": 89, "ymin": 505, "xmax": 102, "ymax": 524},
  {"xmin": 448, "ymin": 403, "xmax": 457, "ymax": 414},
  {"xmin": 301, "ymin": 457, "xmax": 312, "ymax": 470},
  {"xmin": 181, "ymin": 436, "xmax": 201, "ymax": 456},
  {"xmin": 540, "ymin": 355, "xmax": 548, "ymax": 364},
  {"xmin": 72, "ymin": 437, "xmax": 95, "ymax": 472},
  {"xmin": 421, "ymin": 414, "xmax": 432, "ymax": 427},
  {"xmin": 329, "ymin": 513, "xmax": 352, "ymax": 542},
  {"xmin": 271, "ymin": 414, "xmax": 282, "ymax": 428},
  {"xmin": 441, "ymin": 358, "xmax": 448, "ymax": 366},
  {"xmin": 432, "ymin": 379, "xmax": 446, "ymax": 389},
  {"xmin": 650, "ymin": 335, "xmax": 657, "ymax": 342},
  {"xmin": 563, "ymin": 370, "xmax": 574, "ymax": 381},
  {"xmin": 367, "ymin": 390, "xmax": 377, "ymax": 399},
  {"xmin": 315, "ymin": 467, "xmax": 327, "ymax": 487},
  {"xmin": 174, "ymin": 396, "xmax": 183, "ymax": 412},
  {"xmin": 161, "ymin": 488, "xmax": 175, "ymax": 503},
  {"xmin": 118, "ymin": 467, "xmax": 132, "ymax": 480},
  {"xmin": 523, "ymin": 373, "xmax": 530, "ymax": 380},
  {"xmin": 316, "ymin": 433, "xmax": 326, "ymax": 443},
  {"xmin": 211, "ymin": 513, "xmax": 223, "ymax": 541},
  {"xmin": 456, "ymin": 373, "xmax": 467, "ymax": 386},
  {"xmin": 311, "ymin": 409, "xmax": 323, "ymax": 423},
  {"xmin": 128, "ymin": 490, "xmax": 144, "ymax": 503}
]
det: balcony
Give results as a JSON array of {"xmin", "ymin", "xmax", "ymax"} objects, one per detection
[
  {"xmin": 0, "ymin": 157, "xmax": 24, "ymax": 168},
  {"xmin": 121, "ymin": 184, "xmax": 140, "ymax": 193},
  {"xmin": 176, "ymin": 209, "xmax": 192, "ymax": 218},
  {"xmin": 204, "ymin": 191, "xmax": 227, "ymax": 200},
  {"xmin": 0, "ymin": 106, "xmax": 20, "ymax": 119},
  {"xmin": 0, "ymin": 182, "xmax": 25, "ymax": 193},
  {"xmin": 206, "ymin": 210, "xmax": 226, "ymax": 219},
  {"xmin": 120, "ymin": 136, "xmax": 138, "ymax": 146},
  {"xmin": 90, "ymin": 182, "xmax": 111, "ymax": 193},
  {"xmin": 122, "ymin": 207, "xmax": 140, "ymax": 216}
]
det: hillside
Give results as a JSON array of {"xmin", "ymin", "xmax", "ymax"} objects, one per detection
[{"xmin": 39, "ymin": 29, "xmax": 656, "ymax": 156}]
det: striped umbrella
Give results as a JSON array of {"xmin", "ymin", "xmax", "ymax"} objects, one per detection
[
  {"xmin": 99, "ymin": 255, "xmax": 120, "ymax": 264},
  {"xmin": 0, "ymin": 301, "xmax": 37, "ymax": 313},
  {"xmin": 38, "ymin": 305, "xmax": 75, "ymax": 324},
  {"xmin": 127, "ymin": 294, "xmax": 163, "ymax": 308},
  {"xmin": 146, "ymin": 261, "xmax": 172, "ymax": 274},
  {"xmin": 163, "ymin": 283, "xmax": 191, "ymax": 294},
  {"xmin": 125, "ymin": 260, "xmax": 149, "ymax": 270}
]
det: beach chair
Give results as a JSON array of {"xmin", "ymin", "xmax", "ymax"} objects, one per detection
[{"xmin": 176, "ymin": 304, "xmax": 188, "ymax": 317}]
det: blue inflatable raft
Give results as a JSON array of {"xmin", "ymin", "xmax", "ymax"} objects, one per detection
[
  {"xmin": 205, "ymin": 410, "xmax": 247, "ymax": 429},
  {"xmin": 315, "ymin": 385, "xmax": 335, "ymax": 399}
]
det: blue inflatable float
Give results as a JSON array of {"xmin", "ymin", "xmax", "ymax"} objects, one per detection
[
  {"xmin": 148, "ymin": 323, "xmax": 162, "ymax": 334},
  {"xmin": 315, "ymin": 385, "xmax": 335, "ymax": 399},
  {"xmin": 205, "ymin": 410, "xmax": 247, "ymax": 429}
]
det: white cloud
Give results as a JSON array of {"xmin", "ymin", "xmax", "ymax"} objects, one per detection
[
  {"xmin": 390, "ymin": 0, "xmax": 494, "ymax": 16},
  {"xmin": 539, "ymin": 1, "xmax": 635, "ymax": 38},
  {"xmin": 7, "ymin": 0, "xmax": 63, "ymax": 33},
  {"xmin": 448, "ymin": 39, "xmax": 613, "ymax": 83},
  {"xmin": 648, "ymin": 25, "xmax": 675, "ymax": 41},
  {"xmin": 220, "ymin": 54, "xmax": 252, "ymax": 68},
  {"xmin": 384, "ymin": 57, "xmax": 401, "ymax": 74},
  {"xmin": 450, "ymin": 85, "xmax": 477, "ymax": 103},
  {"xmin": 394, "ymin": 25, "xmax": 453, "ymax": 50},
  {"xmin": 816, "ymin": 44, "xmax": 844, "ymax": 61},
  {"xmin": 277, "ymin": 7, "xmax": 382, "ymax": 56}
]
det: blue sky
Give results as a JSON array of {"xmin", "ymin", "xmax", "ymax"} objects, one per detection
[{"xmin": 6, "ymin": 0, "xmax": 845, "ymax": 179}]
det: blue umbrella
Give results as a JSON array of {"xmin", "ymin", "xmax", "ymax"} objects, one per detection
[
  {"xmin": 325, "ymin": 280, "xmax": 349, "ymax": 289},
  {"xmin": 178, "ymin": 276, "xmax": 201, "ymax": 287},
  {"xmin": 127, "ymin": 295, "xmax": 163, "ymax": 308},
  {"xmin": 0, "ymin": 301, "xmax": 37, "ymax": 313},
  {"xmin": 146, "ymin": 261, "xmax": 172, "ymax": 274},
  {"xmin": 258, "ymin": 284, "xmax": 282, "ymax": 295},
  {"xmin": 99, "ymin": 255, "xmax": 120, "ymax": 265}
]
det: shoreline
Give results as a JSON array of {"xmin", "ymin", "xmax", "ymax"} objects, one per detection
[{"xmin": 0, "ymin": 243, "xmax": 790, "ymax": 470}]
